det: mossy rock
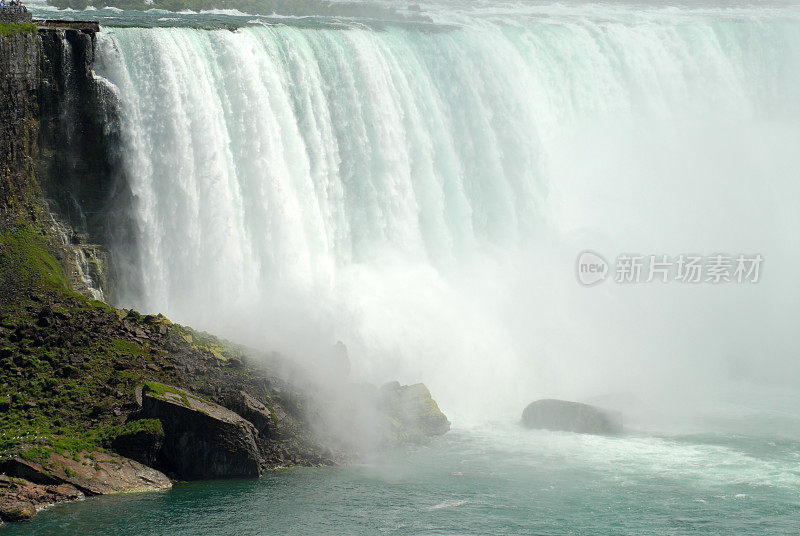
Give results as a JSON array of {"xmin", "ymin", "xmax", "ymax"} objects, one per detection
[
  {"xmin": 380, "ymin": 382, "xmax": 451, "ymax": 439},
  {"xmin": 140, "ymin": 383, "xmax": 261, "ymax": 479}
]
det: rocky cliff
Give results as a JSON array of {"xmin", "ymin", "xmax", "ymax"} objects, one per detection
[
  {"xmin": 1, "ymin": 23, "xmax": 117, "ymax": 302},
  {"xmin": 0, "ymin": 26, "xmax": 39, "ymax": 227},
  {"xmin": 37, "ymin": 23, "xmax": 128, "ymax": 252}
]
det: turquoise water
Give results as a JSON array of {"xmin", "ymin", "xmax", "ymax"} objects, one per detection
[{"xmin": 11, "ymin": 418, "xmax": 800, "ymax": 535}]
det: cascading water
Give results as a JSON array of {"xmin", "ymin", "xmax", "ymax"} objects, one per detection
[{"xmin": 92, "ymin": 3, "xmax": 800, "ymax": 421}]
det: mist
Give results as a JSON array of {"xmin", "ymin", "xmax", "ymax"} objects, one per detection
[{"xmin": 94, "ymin": 5, "xmax": 800, "ymax": 431}]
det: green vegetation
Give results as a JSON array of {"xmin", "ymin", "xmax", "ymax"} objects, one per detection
[
  {"xmin": 143, "ymin": 381, "xmax": 179, "ymax": 397},
  {"xmin": 110, "ymin": 338, "xmax": 144, "ymax": 356},
  {"xmin": 143, "ymin": 381, "xmax": 211, "ymax": 409},
  {"xmin": 143, "ymin": 382, "xmax": 192, "ymax": 408},
  {"xmin": 0, "ymin": 23, "xmax": 37, "ymax": 37},
  {"xmin": 0, "ymin": 224, "xmax": 70, "ymax": 299},
  {"xmin": 172, "ymin": 326, "xmax": 241, "ymax": 362},
  {"xmin": 0, "ymin": 297, "xmax": 177, "ymax": 458},
  {"xmin": 97, "ymin": 418, "xmax": 163, "ymax": 442}
]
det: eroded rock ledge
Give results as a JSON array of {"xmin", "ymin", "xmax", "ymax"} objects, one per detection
[
  {"xmin": 0, "ymin": 450, "xmax": 170, "ymax": 521},
  {"xmin": 139, "ymin": 382, "xmax": 262, "ymax": 479}
]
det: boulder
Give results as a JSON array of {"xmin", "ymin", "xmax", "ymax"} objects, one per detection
[
  {"xmin": 0, "ymin": 474, "xmax": 83, "ymax": 522},
  {"xmin": 223, "ymin": 390, "xmax": 274, "ymax": 438},
  {"xmin": 0, "ymin": 450, "xmax": 171, "ymax": 496},
  {"xmin": 140, "ymin": 382, "xmax": 261, "ymax": 479},
  {"xmin": 0, "ymin": 498, "xmax": 36, "ymax": 522},
  {"xmin": 521, "ymin": 399, "xmax": 623, "ymax": 435},
  {"xmin": 380, "ymin": 382, "xmax": 450, "ymax": 440}
]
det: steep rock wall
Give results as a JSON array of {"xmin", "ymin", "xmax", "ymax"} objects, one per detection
[
  {"xmin": 38, "ymin": 27, "xmax": 127, "ymax": 245},
  {"xmin": 0, "ymin": 25, "xmax": 118, "ymax": 299},
  {"xmin": 0, "ymin": 30, "xmax": 40, "ymax": 227}
]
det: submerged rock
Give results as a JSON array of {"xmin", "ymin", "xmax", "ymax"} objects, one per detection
[
  {"xmin": 521, "ymin": 399, "xmax": 623, "ymax": 435},
  {"xmin": 140, "ymin": 382, "xmax": 261, "ymax": 479}
]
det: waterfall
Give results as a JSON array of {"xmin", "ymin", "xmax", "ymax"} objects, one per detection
[{"xmin": 93, "ymin": 6, "xmax": 800, "ymax": 420}]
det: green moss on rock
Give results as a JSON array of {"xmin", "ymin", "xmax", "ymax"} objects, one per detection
[
  {"xmin": 0, "ymin": 224, "xmax": 70, "ymax": 299},
  {"xmin": 0, "ymin": 23, "xmax": 37, "ymax": 37}
]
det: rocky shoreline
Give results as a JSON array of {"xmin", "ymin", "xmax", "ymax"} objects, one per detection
[{"xmin": 0, "ymin": 295, "xmax": 450, "ymax": 523}]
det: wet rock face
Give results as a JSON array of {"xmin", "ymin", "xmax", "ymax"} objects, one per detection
[
  {"xmin": 0, "ymin": 31, "xmax": 40, "ymax": 224},
  {"xmin": 37, "ymin": 27, "xmax": 129, "ymax": 249},
  {"xmin": 521, "ymin": 399, "xmax": 623, "ymax": 435},
  {"xmin": 140, "ymin": 383, "xmax": 262, "ymax": 479}
]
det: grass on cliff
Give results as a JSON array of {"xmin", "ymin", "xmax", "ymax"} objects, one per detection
[
  {"xmin": 0, "ymin": 223, "xmax": 71, "ymax": 308},
  {"xmin": 0, "ymin": 220, "xmax": 300, "ymax": 465},
  {"xmin": 0, "ymin": 311, "xmax": 170, "ymax": 460},
  {"xmin": 0, "ymin": 224, "xmax": 169, "ymax": 458},
  {"xmin": 0, "ymin": 23, "xmax": 37, "ymax": 37},
  {"xmin": 0, "ymin": 221, "xmax": 255, "ymax": 461}
]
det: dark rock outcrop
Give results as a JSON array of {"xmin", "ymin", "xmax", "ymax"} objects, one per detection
[
  {"xmin": 223, "ymin": 390, "xmax": 275, "ymax": 438},
  {"xmin": 110, "ymin": 421, "xmax": 165, "ymax": 467},
  {"xmin": 36, "ymin": 24, "xmax": 125, "ymax": 299},
  {"xmin": 140, "ymin": 382, "xmax": 261, "ymax": 479},
  {"xmin": 37, "ymin": 23, "xmax": 127, "ymax": 245},
  {"xmin": 0, "ymin": 29, "xmax": 40, "ymax": 225},
  {"xmin": 521, "ymin": 399, "xmax": 623, "ymax": 435}
]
